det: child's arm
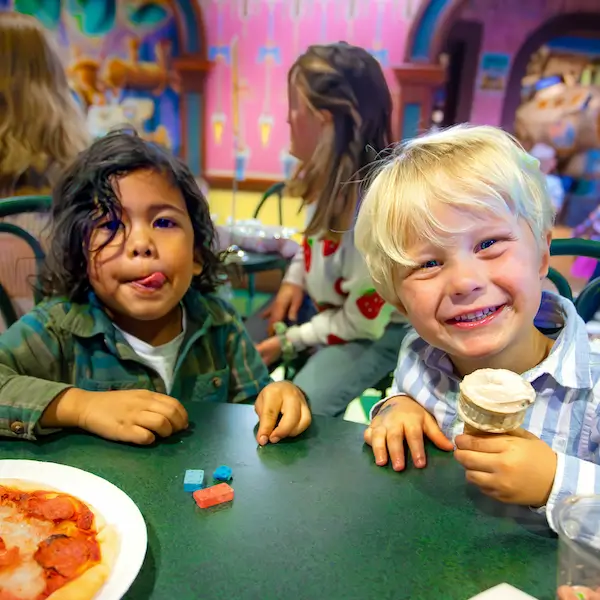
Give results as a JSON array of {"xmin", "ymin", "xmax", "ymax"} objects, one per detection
[
  {"xmin": 0, "ymin": 308, "xmax": 74, "ymax": 439},
  {"xmin": 285, "ymin": 240, "xmax": 398, "ymax": 349},
  {"xmin": 0, "ymin": 307, "xmax": 188, "ymax": 444}
]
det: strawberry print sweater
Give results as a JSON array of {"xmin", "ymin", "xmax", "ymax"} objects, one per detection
[{"xmin": 283, "ymin": 222, "xmax": 401, "ymax": 350}]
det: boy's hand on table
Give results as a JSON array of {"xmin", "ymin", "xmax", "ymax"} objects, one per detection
[
  {"xmin": 454, "ymin": 428, "xmax": 557, "ymax": 507},
  {"xmin": 41, "ymin": 388, "xmax": 189, "ymax": 445},
  {"xmin": 254, "ymin": 381, "xmax": 311, "ymax": 446},
  {"xmin": 365, "ymin": 396, "xmax": 454, "ymax": 471}
]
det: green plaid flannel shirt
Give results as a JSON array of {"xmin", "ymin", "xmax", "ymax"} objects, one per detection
[{"xmin": 0, "ymin": 290, "xmax": 270, "ymax": 440}]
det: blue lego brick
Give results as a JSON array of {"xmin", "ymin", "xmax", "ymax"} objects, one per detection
[
  {"xmin": 213, "ymin": 465, "xmax": 233, "ymax": 482},
  {"xmin": 184, "ymin": 469, "xmax": 205, "ymax": 492}
]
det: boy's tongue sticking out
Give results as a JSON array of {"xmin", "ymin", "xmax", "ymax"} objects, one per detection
[{"xmin": 133, "ymin": 272, "xmax": 166, "ymax": 289}]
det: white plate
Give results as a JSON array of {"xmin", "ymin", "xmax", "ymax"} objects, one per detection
[{"xmin": 0, "ymin": 459, "xmax": 147, "ymax": 600}]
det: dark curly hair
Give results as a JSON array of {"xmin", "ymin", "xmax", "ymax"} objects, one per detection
[{"xmin": 39, "ymin": 129, "xmax": 221, "ymax": 302}]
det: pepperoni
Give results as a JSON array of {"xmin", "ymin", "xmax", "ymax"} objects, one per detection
[
  {"xmin": 21, "ymin": 495, "xmax": 76, "ymax": 523},
  {"xmin": 0, "ymin": 537, "xmax": 19, "ymax": 569},
  {"xmin": 39, "ymin": 496, "xmax": 75, "ymax": 521},
  {"xmin": 76, "ymin": 506, "xmax": 94, "ymax": 531},
  {"xmin": 0, "ymin": 590, "xmax": 23, "ymax": 600},
  {"xmin": 34, "ymin": 534, "xmax": 99, "ymax": 578}
]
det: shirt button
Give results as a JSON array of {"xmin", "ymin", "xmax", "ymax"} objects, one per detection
[
  {"xmin": 212, "ymin": 377, "xmax": 222, "ymax": 388},
  {"xmin": 10, "ymin": 421, "xmax": 25, "ymax": 435}
]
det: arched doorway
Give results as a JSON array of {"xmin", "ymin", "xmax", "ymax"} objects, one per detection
[
  {"xmin": 500, "ymin": 12, "xmax": 600, "ymax": 132},
  {"xmin": 399, "ymin": 0, "xmax": 600, "ymax": 140}
]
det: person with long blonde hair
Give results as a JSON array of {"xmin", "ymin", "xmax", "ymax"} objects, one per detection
[
  {"xmin": 0, "ymin": 12, "xmax": 89, "ymax": 324},
  {"xmin": 0, "ymin": 11, "xmax": 89, "ymax": 196},
  {"xmin": 248, "ymin": 42, "xmax": 409, "ymax": 417}
]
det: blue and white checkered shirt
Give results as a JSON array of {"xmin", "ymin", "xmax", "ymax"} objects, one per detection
[{"xmin": 374, "ymin": 291, "xmax": 600, "ymax": 531}]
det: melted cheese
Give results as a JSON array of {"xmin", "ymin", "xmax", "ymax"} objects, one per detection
[{"xmin": 0, "ymin": 506, "xmax": 54, "ymax": 599}]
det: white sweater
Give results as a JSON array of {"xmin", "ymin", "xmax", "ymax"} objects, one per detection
[{"xmin": 283, "ymin": 213, "xmax": 401, "ymax": 350}]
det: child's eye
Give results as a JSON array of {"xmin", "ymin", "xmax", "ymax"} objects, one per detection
[
  {"xmin": 420, "ymin": 259, "xmax": 441, "ymax": 269},
  {"xmin": 99, "ymin": 220, "xmax": 122, "ymax": 232},
  {"xmin": 476, "ymin": 239, "xmax": 497, "ymax": 251},
  {"xmin": 154, "ymin": 218, "xmax": 176, "ymax": 228}
]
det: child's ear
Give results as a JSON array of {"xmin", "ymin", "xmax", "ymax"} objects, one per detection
[
  {"xmin": 193, "ymin": 255, "xmax": 203, "ymax": 277},
  {"xmin": 539, "ymin": 231, "xmax": 552, "ymax": 279}
]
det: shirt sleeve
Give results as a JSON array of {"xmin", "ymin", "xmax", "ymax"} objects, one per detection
[
  {"xmin": 282, "ymin": 244, "xmax": 306, "ymax": 289},
  {"xmin": 285, "ymin": 241, "xmax": 397, "ymax": 349},
  {"xmin": 225, "ymin": 309, "xmax": 272, "ymax": 403},
  {"xmin": 0, "ymin": 308, "xmax": 72, "ymax": 440},
  {"xmin": 544, "ymin": 402, "xmax": 600, "ymax": 531}
]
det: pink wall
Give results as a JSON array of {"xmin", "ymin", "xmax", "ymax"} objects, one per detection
[
  {"xmin": 461, "ymin": 0, "xmax": 600, "ymax": 126},
  {"xmin": 201, "ymin": 0, "xmax": 424, "ymax": 182}
]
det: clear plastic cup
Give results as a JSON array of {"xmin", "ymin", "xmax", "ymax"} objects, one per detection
[{"xmin": 556, "ymin": 495, "xmax": 600, "ymax": 599}]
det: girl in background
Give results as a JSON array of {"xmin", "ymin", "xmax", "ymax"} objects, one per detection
[
  {"xmin": 250, "ymin": 42, "xmax": 409, "ymax": 417},
  {"xmin": 0, "ymin": 12, "xmax": 89, "ymax": 322},
  {"xmin": 0, "ymin": 11, "xmax": 89, "ymax": 196}
]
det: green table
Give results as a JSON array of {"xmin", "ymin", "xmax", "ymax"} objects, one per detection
[{"xmin": 1, "ymin": 404, "xmax": 557, "ymax": 599}]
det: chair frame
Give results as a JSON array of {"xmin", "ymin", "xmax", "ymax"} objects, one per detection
[
  {"xmin": 549, "ymin": 238, "xmax": 600, "ymax": 322},
  {"xmin": 0, "ymin": 195, "xmax": 51, "ymax": 328}
]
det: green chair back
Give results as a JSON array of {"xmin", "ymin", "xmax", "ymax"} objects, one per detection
[
  {"xmin": 252, "ymin": 182, "xmax": 285, "ymax": 225},
  {"xmin": 549, "ymin": 238, "xmax": 600, "ymax": 322},
  {"xmin": 0, "ymin": 195, "xmax": 51, "ymax": 328}
]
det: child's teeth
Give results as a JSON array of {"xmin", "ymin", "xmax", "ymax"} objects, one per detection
[{"xmin": 455, "ymin": 307, "xmax": 496, "ymax": 322}]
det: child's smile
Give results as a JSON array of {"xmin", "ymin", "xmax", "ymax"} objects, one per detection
[
  {"xmin": 446, "ymin": 304, "xmax": 506, "ymax": 328},
  {"xmin": 396, "ymin": 205, "xmax": 552, "ymax": 375}
]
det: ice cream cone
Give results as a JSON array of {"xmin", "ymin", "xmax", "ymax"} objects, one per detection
[{"xmin": 457, "ymin": 369, "xmax": 536, "ymax": 434}]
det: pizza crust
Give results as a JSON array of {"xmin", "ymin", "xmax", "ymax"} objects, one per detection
[
  {"xmin": 0, "ymin": 478, "xmax": 120, "ymax": 600},
  {"xmin": 45, "ymin": 524, "xmax": 119, "ymax": 600}
]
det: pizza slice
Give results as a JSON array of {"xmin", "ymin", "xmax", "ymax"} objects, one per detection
[{"xmin": 0, "ymin": 479, "xmax": 118, "ymax": 600}]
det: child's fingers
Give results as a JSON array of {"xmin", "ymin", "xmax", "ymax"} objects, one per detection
[
  {"xmin": 423, "ymin": 417, "xmax": 454, "ymax": 451},
  {"xmin": 126, "ymin": 425, "xmax": 156, "ymax": 446},
  {"xmin": 270, "ymin": 401, "xmax": 301, "ymax": 442},
  {"xmin": 370, "ymin": 426, "xmax": 390, "ymax": 466},
  {"xmin": 135, "ymin": 410, "xmax": 175, "ymax": 438},
  {"xmin": 149, "ymin": 394, "xmax": 188, "ymax": 431},
  {"xmin": 404, "ymin": 425, "xmax": 426, "ymax": 468},
  {"xmin": 284, "ymin": 403, "xmax": 312, "ymax": 438},
  {"xmin": 386, "ymin": 428, "xmax": 406, "ymax": 471},
  {"xmin": 256, "ymin": 403, "xmax": 279, "ymax": 445},
  {"xmin": 287, "ymin": 295, "xmax": 303, "ymax": 322}
]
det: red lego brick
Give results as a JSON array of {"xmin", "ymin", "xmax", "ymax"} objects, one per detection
[{"xmin": 193, "ymin": 483, "xmax": 234, "ymax": 508}]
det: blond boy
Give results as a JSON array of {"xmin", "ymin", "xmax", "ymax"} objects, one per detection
[{"xmin": 355, "ymin": 125, "xmax": 600, "ymax": 530}]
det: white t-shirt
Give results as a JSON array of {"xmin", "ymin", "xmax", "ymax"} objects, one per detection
[{"xmin": 114, "ymin": 308, "xmax": 186, "ymax": 393}]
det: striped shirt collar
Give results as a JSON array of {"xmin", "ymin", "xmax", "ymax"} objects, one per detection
[{"xmin": 423, "ymin": 292, "xmax": 592, "ymax": 390}]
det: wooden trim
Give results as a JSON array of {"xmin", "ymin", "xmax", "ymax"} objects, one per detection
[
  {"xmin": 206, "ymin": 176, "xmax": 280, "ymax": 192},
  {"xmin": 394, "ymin": 64, "xmax": 446, "ymax": 86},
  {"xmin": 172, "ymin": 57, "xmax": 212, "ymax": 73}
]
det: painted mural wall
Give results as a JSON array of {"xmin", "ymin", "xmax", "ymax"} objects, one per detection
[
  {"xmin": 200, "ymin": 0, "xmax": 424, "ymax": 182},
  {"xmin": 1, "ymin": 0, "xmax": 182, "ymax": 153},
  {"xmin": 462, "ymin": 0, "xmax": 600, "ymax": 126}
]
